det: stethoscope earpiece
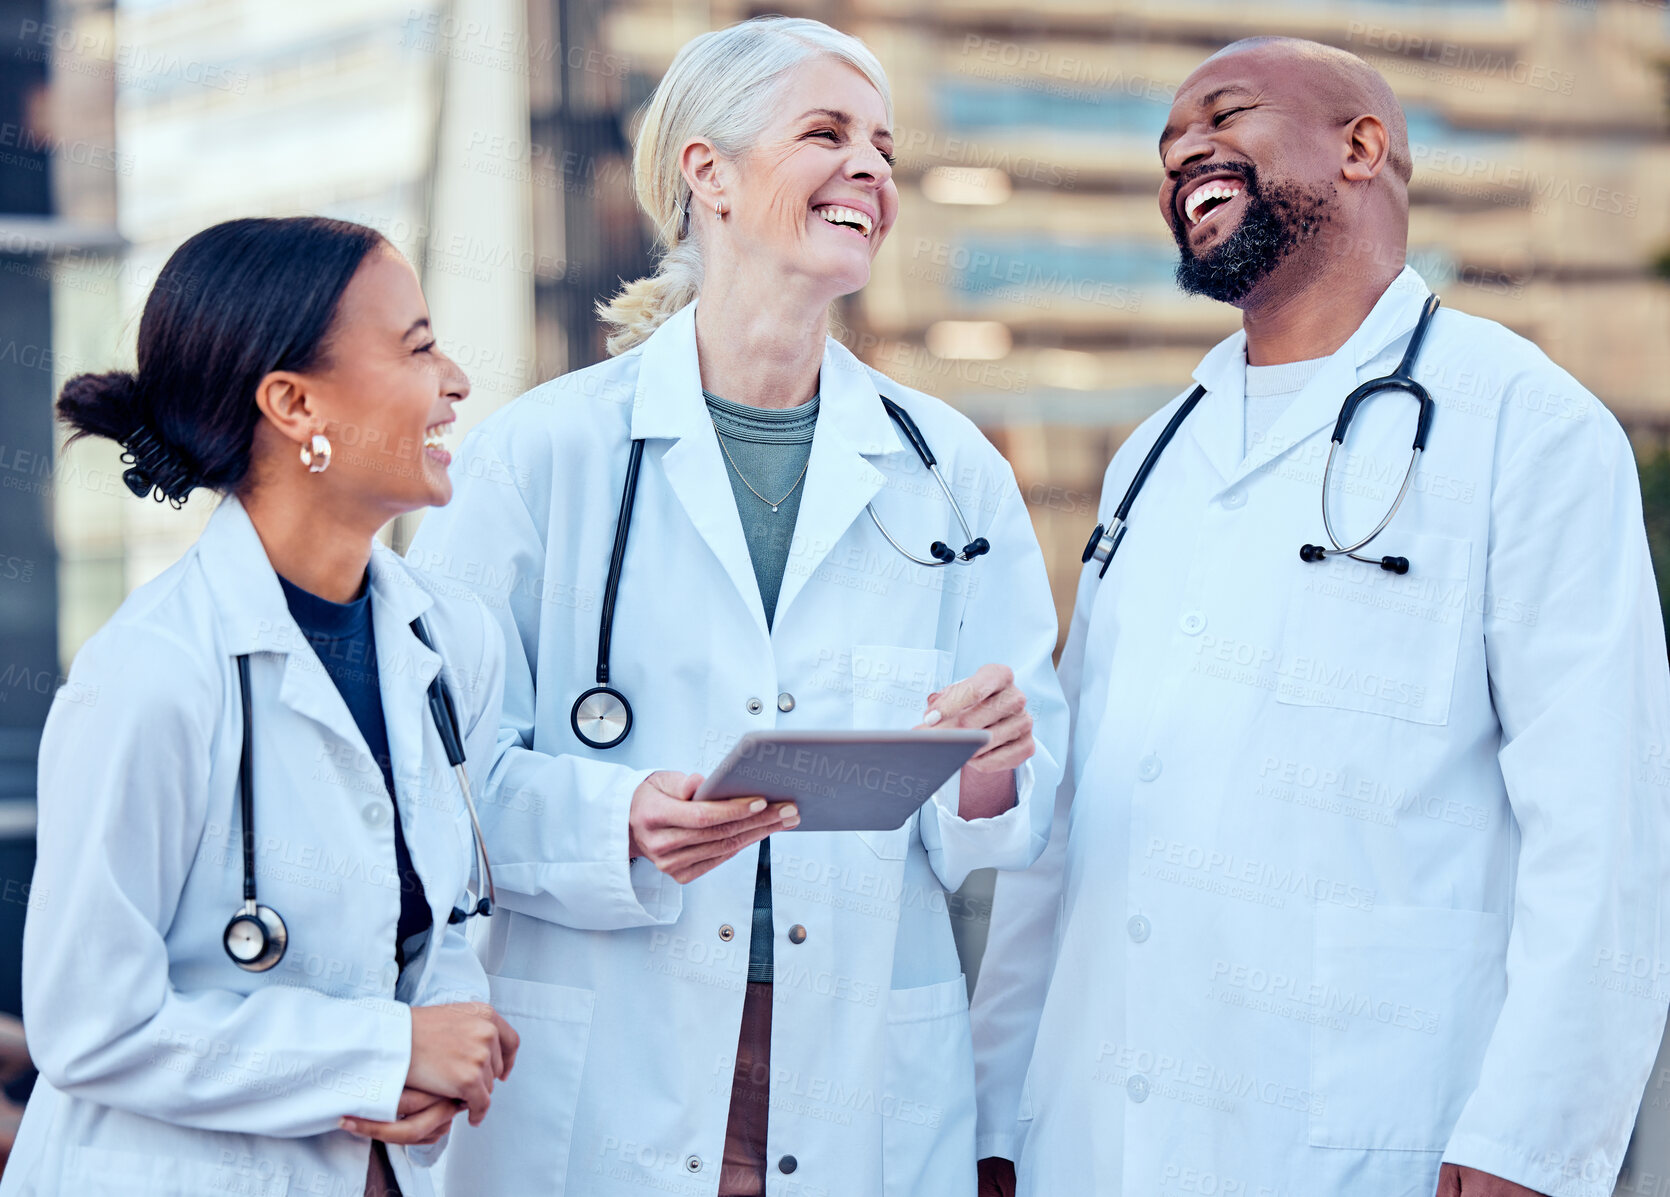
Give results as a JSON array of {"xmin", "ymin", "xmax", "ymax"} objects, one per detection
[{"xmin": 1299, "ymin": 544, "xmax": 1326, "ymax": 563}]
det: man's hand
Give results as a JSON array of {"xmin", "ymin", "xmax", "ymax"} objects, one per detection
[
  {"xmin": 1436, "ymin": 1164, "xmax": 1546, "ymax": 1197},
  {"xmin": 978, "ymin": 1156, "xmax": 1017, "ymax": 1197}
]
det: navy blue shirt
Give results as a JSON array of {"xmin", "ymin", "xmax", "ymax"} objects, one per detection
[{"xmin": 278, "ymin": 574, "xmax": 432, "ymax": 973}]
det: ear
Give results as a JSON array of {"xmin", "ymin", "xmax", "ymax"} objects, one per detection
[
  {"xmin": 254, "ymin": 371, "xmax": 317, "ymax": 447},
  {"xmin": 678, "ymin": 137, "xmax": 726, "ymax": 212},
  {"xmin": 1342, "ymin": 114, "xmax": 1390, "ymax": 183}
]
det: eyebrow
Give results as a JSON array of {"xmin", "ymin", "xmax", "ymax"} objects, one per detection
[
  {"xmin": 1158, "ymin": 84, "xmax": 1256, "ymax": 152},
  {"xmin": 402, "ymin": 318, "xmax": 431, "ymax": 340},
  {"xmin": 796, "ymin": 107, "xmax": 893, "ymax": 142}
]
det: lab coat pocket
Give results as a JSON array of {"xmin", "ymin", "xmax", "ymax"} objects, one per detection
[
  {"xmin": 63, "ymin": 1146, "xmax": 290, "ymax": 1195},
  {"xmin": 880, "ymin": 975, "xmax": 977, "ymax": 1197},
  {"xmin": 1274, "ymin": 532, "xmax": 1471, "ymax": 726},
  {"xmin": 443, "ymin": 975, "xmax": 594, "ymax": 1196},
  {"xmin": 1308, "ymin": 905, "xmax": 1509, "ymax": 1151},
  {"xmin": 852, "ymin": 645, "xmax": 955, "ymax": 860}
]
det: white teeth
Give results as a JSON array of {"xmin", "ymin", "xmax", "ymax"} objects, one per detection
[
  {"xmin": 815, "ymin": 205, "xmax": 872, "ymax": 235},
  {"xmin": 423, "ymin": 423, "xmax": 451, "ymax": 451},
  {"xmin": 1184, "ymin": 181, "xmax": 1244, "ymax": 226}
]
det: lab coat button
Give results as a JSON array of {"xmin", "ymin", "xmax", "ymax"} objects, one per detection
[
  {"xmin": 1137, "ymin": 754, "xmax": 1162, "ymax": 782},
  {"xmin": 685, "ymin": 1156, "xmax": 702, "ymax": 1173},
  {"xmin": 1222, "ymin": 489, "xmax": 1246, "ymax": 509},
  {"xmin": 1127, "ymin": 1075, "xmax": 1150, "ymax": 1103},
  {"xmin": 778, "ymin": 1156, "xmax": 798, "ymax": 1174},
  {"xmin": 1126, "ymin": 915, "xmax": 1150, "ymax": 943},
  {"xmin": 362, "ymin": 802, "xmax": 389, "ymax": 827},
  {"xmin": 788, "ymin": 924, "xmax": 807, "ymax": 944},
  {"xmin": 746, "ymin": 697, "xmax": 764, "ymax": 715},
  {"xmin": 1179, "ymin": 612, "xmax": 1206, "ymax": 635},
  {"xmin": 777, "ymin": 692, "xmax": 795, "ymax": 712},
  {"xmin": 718, "ymin": 924, "xmax": 735, "ymax": 942}
]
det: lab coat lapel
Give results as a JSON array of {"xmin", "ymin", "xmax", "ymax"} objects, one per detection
[
  {"xmin": 1230, "ymin": 349, "xmax": 1362, "ymax": 484},
  {"xmin": 1187, "ymin": 332, "xmax": 1249, "ymax": 484},
  {"xmin": 1190, "ymin": 266, "xmax": 1434, "ymax": 490},
  {"xmin": 196, "ymin": 496, "xmax": 366, "ymax": 743},
  {"xmin": 1230, "ymin": 268, "xmax": 1431, "ymax": 485},
  {"xmin": 772, "ymin": 341, "xmax": 901, "ymax": 623},
  {"xmin": 631, "ymin": 304, "xmax": 773, "ymax": 638},
  {"xmin": 366, "ymin": 547, "xmax": 444, "ymax": 911}
]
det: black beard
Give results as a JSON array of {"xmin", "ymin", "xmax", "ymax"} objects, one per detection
[{"xmin": 1172, "ymin": 164, "xmax": 1332, "ymax": 305}]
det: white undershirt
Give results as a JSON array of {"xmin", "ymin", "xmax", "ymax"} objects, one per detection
[{"xmin": 1244, "ymin": 355, "xmax": 1328, "ymax": 457}]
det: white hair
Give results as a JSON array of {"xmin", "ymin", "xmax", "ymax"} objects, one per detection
[{"xmin": 596, "ymin": 16, "xmax": 892, "ymax": 355}]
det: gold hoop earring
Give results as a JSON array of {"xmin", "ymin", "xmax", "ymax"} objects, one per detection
[{"xmin": 299, "ymin": 433, "xmax": 332, "ymax": 474}]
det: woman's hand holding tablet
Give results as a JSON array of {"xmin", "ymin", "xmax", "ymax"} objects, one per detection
[{"xmin": 627, "ymin": 769, "xmax": 800, "ymax": 883}]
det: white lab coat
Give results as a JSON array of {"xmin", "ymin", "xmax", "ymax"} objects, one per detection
[
  {"xmin": 971, "ymin": 266, "xmax": 1670, "ymax": 1197},
  {"xmin": 405, "ymin": 300, "xmax": 1067, "ymax": 1197},
  {"xmin": 2, "ymin": 496, "xmax": 503, "ymax": 1197}
]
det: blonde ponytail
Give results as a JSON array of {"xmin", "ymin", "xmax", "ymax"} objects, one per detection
[{"xmin": 596, "ymin": 15, "xmax": 891, "ymax": 355}]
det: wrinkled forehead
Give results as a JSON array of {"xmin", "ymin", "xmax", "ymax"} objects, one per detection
[{"xmin": 1170, "ymin": 47, "xmax": 1287, "ymax": 118}]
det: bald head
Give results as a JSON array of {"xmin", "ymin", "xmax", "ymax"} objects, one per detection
[{"xmin": 1205, "ymin": 37, "xmax": 1411, "ymax": 184}]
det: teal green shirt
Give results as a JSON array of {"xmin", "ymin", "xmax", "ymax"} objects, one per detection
[{"xmin": 704, "ymin": 388, "xmax": 819, "ymax": 985}]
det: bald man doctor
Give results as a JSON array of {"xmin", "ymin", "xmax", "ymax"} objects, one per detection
[{"xmin": 973, "ymin": 37, "xmax": 1670, "ymax": 1197}]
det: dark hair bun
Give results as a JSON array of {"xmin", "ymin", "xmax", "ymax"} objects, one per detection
[
  {"xmin": 57, "ymin": 370, "xmax": 138, "ymax": 443},
  {"xmin": 58, "ymin": 371, "xmax": 199, "ymax": 506}
]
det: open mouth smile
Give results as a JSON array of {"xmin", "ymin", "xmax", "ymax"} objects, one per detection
[
  {"xmin": 1181, "ymin": 177, "xmax": 1246, "ymax": 231},
  {"xmin": 813, "ymin": 203, "xmax": 874, "ymax": 239},
  {"xmin": 423, "ymin": 420, "xmax": 453, "ymax": 467}
]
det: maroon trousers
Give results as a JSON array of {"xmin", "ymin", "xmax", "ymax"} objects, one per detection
[{"xmin": 719, "ymin": 982, "xmax": 773, "ymax": 1197}]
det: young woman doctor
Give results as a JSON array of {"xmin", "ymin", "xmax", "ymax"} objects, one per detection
[
  {"xmin": 1, "ymin": 217, "xmax": 518, "ymax": 1197},
  {"xmin": 407, "ymin": 17, "xmax": 1066, "ymax": 1197}
]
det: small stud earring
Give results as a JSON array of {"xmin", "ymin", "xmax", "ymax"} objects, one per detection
[{"xmin": 299, "ymin": 433, "xmax": 332, "ymax": 473}]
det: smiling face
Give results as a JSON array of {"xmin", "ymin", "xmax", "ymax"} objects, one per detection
[
  {"xmin": 715, "ymin": 55, "xmax": 898, "ymax": 299},
  {"xmin": 295, "ymin": 248, "xmax": 470, "ymax": 516},
  {"xmin": 1157, "ymin": 45, "xmax": 1347, "ymax": 305}
]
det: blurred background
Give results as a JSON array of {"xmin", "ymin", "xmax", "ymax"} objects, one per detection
[{"xmin": 3, "ymin": 0, "xmax": 1670, "ymax": 1181}]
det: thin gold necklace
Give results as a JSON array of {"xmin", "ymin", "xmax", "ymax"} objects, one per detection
[{"xmin": 712, "ymin": 424, "xmax": 810, "ymax": 513}]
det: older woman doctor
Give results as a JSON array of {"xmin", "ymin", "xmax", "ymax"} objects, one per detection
[{"xmin": 407, "ymin": 16, "xmax": 1065, "ymax": 1197}]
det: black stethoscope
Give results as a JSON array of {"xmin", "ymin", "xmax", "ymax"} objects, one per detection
[
  {"xmin": 570, "ymin": 394, "xmax": 990, "ymax": 750},
  {"xmin": 222, "ymin": 618, "xmax": 497, "ymax": 973},
  {"xmin": 1083, "ymin": 293, "xmax": 1441, "ymax": 581}
]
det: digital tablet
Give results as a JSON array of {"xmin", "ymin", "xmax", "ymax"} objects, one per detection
[{"xmin": 693, "ymin": 730, "xmax": 990, "ymax": 833}]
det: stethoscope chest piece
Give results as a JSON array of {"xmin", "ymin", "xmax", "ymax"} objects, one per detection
[
  {"xmin": 572, "ymin": 685, "xmax": 633, "ymax": 750},
  {"xmin": 224, "ymin": 899, "xmax": 287, "ymax": 972},
  {"xmin": 1081, "ymin": 519, "xmax": 1127, "ymax": 579}
]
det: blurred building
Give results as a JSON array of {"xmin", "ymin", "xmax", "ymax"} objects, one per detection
[{"xmin": 0, "ymin": 0, "xmax": 119, "ymax": 1021}]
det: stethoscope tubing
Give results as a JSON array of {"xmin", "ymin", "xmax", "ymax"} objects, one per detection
[
  {"xmin": 573, "ymin": 393, "xmax": 989, "ymax": 749},
  {"xmin": 1086, "ymin": 293, "xmax": 1441, "ymax": 581},
  {"xmin": 225, "ymin": 616, "xmax": 495, "ymax": 971}
]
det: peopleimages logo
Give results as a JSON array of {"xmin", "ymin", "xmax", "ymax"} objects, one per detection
[{"xmin": 733, "ymin": 738, "xmax": 928, "ymax": 800}]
